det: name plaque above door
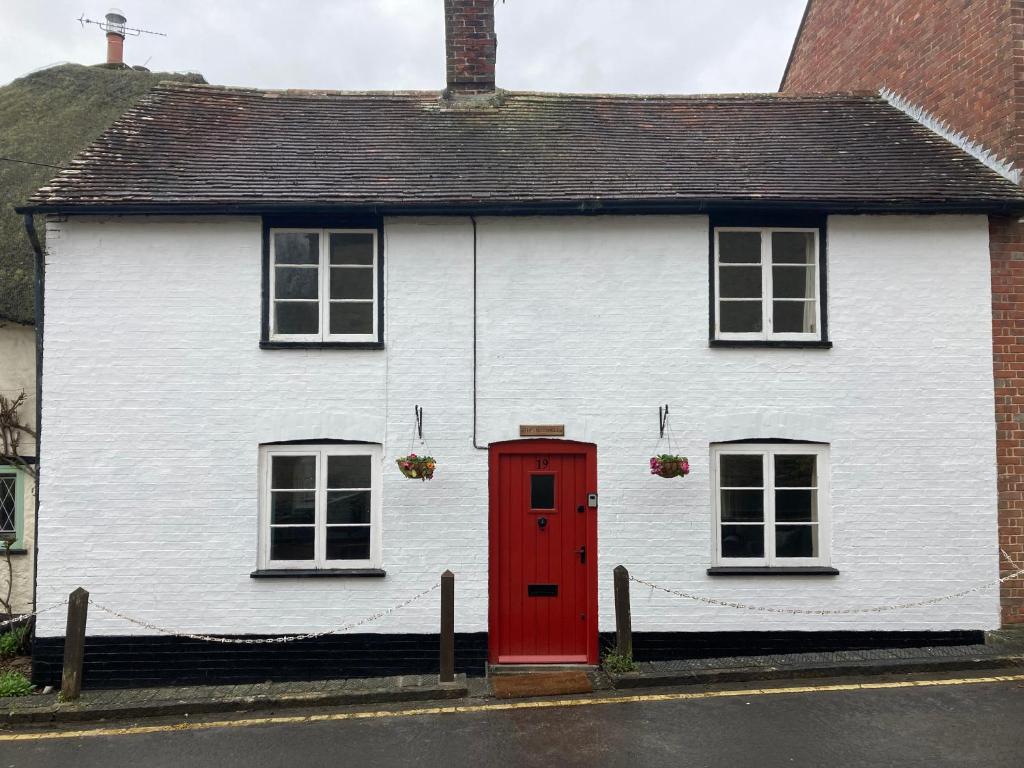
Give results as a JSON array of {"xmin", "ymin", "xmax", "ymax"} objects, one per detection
[{"xmin": 519, "ymin": 425, "xmax": 565, "ymax": 437}]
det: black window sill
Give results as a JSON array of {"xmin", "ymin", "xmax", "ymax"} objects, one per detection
[
  {"xmin": 250, "ymin": 568, "xmax": 386, "ymax": 578},
  {"xmin": 710, "ymin": 340, "xmax": 833, "ymax": 349},
  {"xmin": 707, "ymin": 566, "xmax": 840, "ymax": 576},
  {"xmin": 0, "ymin": 548, "xmax": 27, "ymax": 556},
  {"xmin": 260, "ymin": 341, "xmax": 385, "ymax": 350}
]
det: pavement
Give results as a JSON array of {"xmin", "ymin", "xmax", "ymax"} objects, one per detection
[
  {"xmin": 1, "ymin": 628, "xmax": 1022, "ymax": 725},
  {"xmin": 2, "ymin": 671, "xmax": 1023, "ymax": 767},
  {"xmin": 0, "ymin": 673, "xmax": 468, "ymax": 724}
]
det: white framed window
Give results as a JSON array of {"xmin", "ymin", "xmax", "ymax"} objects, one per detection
[
  {"xmin": 269, "ymin": 228, "xmax": 378, "ymax": 343},
  {"xmin": 714, "ymin": 228, "xmax": 822, "ymax": 341},
  {"xmin": 258, "ymin": 444, "xmax": 382, "ymax": 570},
  {"xmin": 0, "ymin": 466, "xmax": 24, "ymax": 549},
  {"xmin": 711, "ymin": 443, "xmax": 831, "ymax": 567}
]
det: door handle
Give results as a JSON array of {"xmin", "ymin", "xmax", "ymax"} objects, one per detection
[{"xmin": 576, "ymin": 545, "xmax": 586, "ymax": 564}]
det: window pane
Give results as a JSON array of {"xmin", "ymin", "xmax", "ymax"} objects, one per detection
[
  {"xmin": 531, "ymin": 475, "xmax": 555, "ymax": 509},
  {"xmin": 330, "ymin": 233, "xmax": 375, "ymax": 265},
  {"xmin": 275, "ymin": 302, "xmax": 319, "ymax": 335},
  {"xmin": 326, "ymin": 526, "xmax": 371, "ymax": 560},
  {"xmin": 330, "ymin": 267, "xmax": 374, "ymax": 300},
  {"xmin": 329, "ymin": 303, "xmax": 374, "ymax": 335},
  {"xmin": 271, "ymin": 491, "xmax": 315, "ymax": 524},
  {"xmin": 719, "ymin": 301, "xmax": 762, "ymax": 333},
  {"xmin": 719, "ymin": 231, "xmax": 761, "ymax": 263},
  {"xmin": 773, "ymin": 301, "xmax": 816, "ymax": 333},
  {"xmin": 274, "ymin": 232, "xmax": 319, "ymax": 265},
  {"xmin": 719, "ymin": 266, "xmax": 762, "ymax": 299},
  {"xmin": 275, "ymin": 266, "xmax": 318, "ymax": 300},
  {"xmin": 772, "ymin": 232, "xmax": 815, "ymax": 265},
  {"xmin": 775, "ymin": 455, "xmax": 817, "ymax": 487},
  {"xmin": 327, "ymin": 455, "xmax": 372, "ymax": 488},
  {"xmin": 720, "ymin": 454, "xmax": 763, "ymax": 487},
  {"xmin": 0, "ymin": 476, "xmax": 15, "ymax": 534},
  {"xmin": 776, "ymin": 524, "xmax": 818, "ymax": 558},
  {"xmin": 721, "ymin": 525, "xmax": 764, "ymax": 558},
  {"xmin": 327, "ymin": 491, "xmax": 371, "ymax": 524},
  {"xmin": 721, "ymin": 489, "xmax": 764, "ymax": 522},
  {"xmin": 272, "ymin": 455, "xmax": 316, "ymax": 489},
  {"xmin": 271, "ymin": 527, "xmax": 315, "ymax": 560},
  {"xmin": 775, "ymin": 490, "xmax": 818, "ymax": 522},
  {"xmin": 772, "ymin": 266, "xmax": 814, "ymax": 299}
]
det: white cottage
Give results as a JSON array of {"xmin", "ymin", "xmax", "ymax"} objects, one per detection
[{"xmin": 19, "ymin": 1, "xmax": 1024, "ymax": 686}]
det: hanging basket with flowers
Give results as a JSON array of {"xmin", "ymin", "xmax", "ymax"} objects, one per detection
[
  {"xmin": 397, "ymin": 453, "xmax": 436, "ymax": 481},
  {"xmin": 649, "ymin": 405, "xmax": 690, "ymax": 480},
  {"xmin": 650, "ymin": 454, "xmax": 690, "ymax": 479},
  {"xmin": 397, "ymin": 406, "xmax": 436, "ymax": 481}
]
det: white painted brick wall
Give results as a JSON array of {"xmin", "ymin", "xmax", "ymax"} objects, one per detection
[{"xmin": 35, "ymin": 214, "xmax": 1000, "ymax": 637}]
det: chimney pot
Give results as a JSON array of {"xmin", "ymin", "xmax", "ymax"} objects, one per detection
[
  {"xmin": 105, "ymin": 8, "xmax": 127, "ymax": 66},
  {"xmin": 444, "ymin": 0, "xmax": 496, "ymax": 97}
]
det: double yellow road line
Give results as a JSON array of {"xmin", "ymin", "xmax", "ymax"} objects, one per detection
[{"xmin": 3, "ymin": 672, "xmax": 1022, "ymax": 742}]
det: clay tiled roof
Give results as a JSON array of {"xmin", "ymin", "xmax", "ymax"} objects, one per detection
[{"xmin": 21, "ymin": 82, "xmax": 1024, "ymax": 214}]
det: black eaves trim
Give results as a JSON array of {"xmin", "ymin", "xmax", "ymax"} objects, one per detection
[
  {"xmin": 259, "ymin": 341, "xmax": 385, "ymax": 350},
  {"xmin": 17, "ymin": 199, "xmax": 1024, "ymax": 217},
  {"xmin": 250, "ymin": 569, "xmax": 387, "ymax": 578},
  {"xmin": 707, "ymin": 566, "xmax": 840, "ymax": 576},
  {"xmin": 710, "ymin": 340, "xmax": 833, "ymax": 349}
]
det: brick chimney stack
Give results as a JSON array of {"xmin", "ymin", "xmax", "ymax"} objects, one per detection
[
  {"xmin": 444, "ymin": 0, "xmax": 497, "ymax": 97},
  {"xmin": 104, "ymin": 9, "xmax": 127, "ymax": 66}
]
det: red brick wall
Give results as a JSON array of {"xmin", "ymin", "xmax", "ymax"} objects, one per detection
[
  {"xmin": 784, "ymin": 0, "xmax": 1024, "ymax": 624},
  {"xmin": 782, "ymin": 0, "xmax": 1019, "ymax": 167},
  {"xmin": 992, "ymin": 216, "xmax": 1024, "ymax": 624},
  {"xmin": 1015, "ymin": 0, "xmax": 1024, "ymax": 166},
  {"xmin": 444, "ymin": 0, "xmax": 496, "ymax": 95}
]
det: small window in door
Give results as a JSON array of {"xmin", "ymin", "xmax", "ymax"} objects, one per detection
[{"xmin": 530, "ymin": 474, "xmax": 556, "ymax": 510}]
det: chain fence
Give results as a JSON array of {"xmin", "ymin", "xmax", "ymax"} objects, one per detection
[
  {"xmin": 0, "ymin": 598, "xmax": 68, "ymax": 631},
  {"xmin": 86, "ymin": 582, "xmax": 440, "ymax": 644},
  {"xmin": 629, "ymin": 550, "xmax": 1024, "ymax": 617},
  {"xmin": 8, "ymin": 550, "xmax": 1024, "ymax": 639}
]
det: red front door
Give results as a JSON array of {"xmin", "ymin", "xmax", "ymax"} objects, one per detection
[{"xmin": 488, "ymin": 440, "xmax": 598, "ymax": 664}]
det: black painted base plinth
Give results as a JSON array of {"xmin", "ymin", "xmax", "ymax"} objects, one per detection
[{"xmin": 32, "ymin": 629, "xmax": 984, "ymax": 689}]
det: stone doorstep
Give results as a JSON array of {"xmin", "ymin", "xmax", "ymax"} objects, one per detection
[
  {"xmin": 608, "ymin": 654, "xmax": 1024, "ymax": 690},
  {"xmin": 0, "ymin": 674, "xmax": 468, "ymax": 725}
]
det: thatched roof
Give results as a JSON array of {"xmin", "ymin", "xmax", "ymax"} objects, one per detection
[{"xmin": 0, "ymin": 64, "xmax": 204, "ymax": 324}]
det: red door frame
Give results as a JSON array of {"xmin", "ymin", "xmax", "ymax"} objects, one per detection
[{"xmin": 487, "ymin": 439, "xmax": 599, "ymax": 665}]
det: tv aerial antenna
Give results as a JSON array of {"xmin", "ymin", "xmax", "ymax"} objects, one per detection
[{"xmin": 77, "ymin": 9, "xmax": 167, "ymax": 39}]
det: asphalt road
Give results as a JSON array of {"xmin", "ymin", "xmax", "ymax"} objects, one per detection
[{"xmin": 3, "ymin": 674, "xmax": 1023, "ymax": 767}]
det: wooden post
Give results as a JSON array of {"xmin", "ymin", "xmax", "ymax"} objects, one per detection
[
  {"xmin": 60, "ymin": 587, "xmax": 89, "ymax": 701},
  {"xmin": 613, "ymin": 565, "xmax": 632, "ymax": 659},
  {"xmin": 439, "ymin": 570, "xmax": 455, "ymax": 683}
]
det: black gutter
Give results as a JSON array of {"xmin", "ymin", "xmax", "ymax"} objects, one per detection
[
  {"xmin": 21, "ymin": 214, "xmax": 44, "ymax": 627},
  {"xmin": 15, "ymin": 197, "xmax": 1024, "ymax": 217}
]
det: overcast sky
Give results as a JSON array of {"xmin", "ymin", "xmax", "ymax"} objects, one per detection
[{"xmin": 1, "ymin": 1, "xmax": 807, "ymax": 93}]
